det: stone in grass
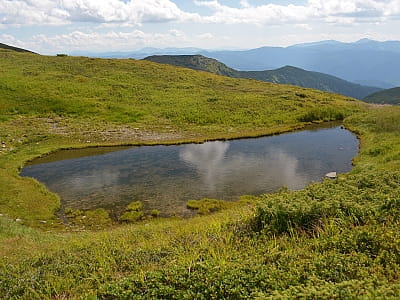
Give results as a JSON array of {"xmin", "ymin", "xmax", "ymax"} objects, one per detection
[{"xmin": 119, "ymin": 201, "xmax": 144, "ymax": 222}]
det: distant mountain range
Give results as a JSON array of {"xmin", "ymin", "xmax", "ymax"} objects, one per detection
[
  {"xmin": 69, "ymin": 47, "xmax": 202, "ymax": 59},
  {"xmin": 144, "ymin": 55, "xmax": 381, "ymax": 100},
  {"xmin": 201, "ymin": 39, "xmax": 400, "ymax": 88},
  {"xmin": 1, "ymin": 41, "xmax": 394, "ymax": 103},
  {"xmin": 363, "ymin": 87, "xmax": 400, "ymax": 105},
  {"xmin": 0, "ymin": 43, "xmax": 35, "ymax": 53},
  {"xmin": 77, "ymin": 39, "xmax": 400, "ymax": 89}
]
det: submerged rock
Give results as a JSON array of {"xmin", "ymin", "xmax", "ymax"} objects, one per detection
[{"xmin": 325, "ymin": 171, "xmax": 337, "ymax": 179}]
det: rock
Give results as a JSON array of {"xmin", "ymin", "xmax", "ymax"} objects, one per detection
[
  {"xmin": 15, "ymin": 218, "xmax": 22, "ymax": 222},
  {"xmin": 40, "ymin": 220, "xmax": 47, "ymax": 224},
  {"xmin": 325, "ymin": 172, "xmax": 337, "ymax": 179}
]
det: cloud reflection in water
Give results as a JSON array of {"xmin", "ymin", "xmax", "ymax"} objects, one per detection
[
  {"xmin": 21, "ymin": 126, "xmax": 359, "ymax": 216},
  {"xmin": 180, "ymin": 141, "xmax": 309, "ymax": 197}
]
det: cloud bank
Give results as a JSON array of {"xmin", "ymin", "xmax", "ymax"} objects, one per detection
[
  {"xmin": 0, "ymin": 0, "xmax": 200, "ymax": 26},
  {"xmin": 1, "ymin": 0, "xmax": 399, "ymax": 27},
  {"xmin": 1, "ymin": 0, "xmax": 399, "ymax": 53},
  {"xmin": 194, "ymin": 0, "xmax": 400, "ymax": 25}
]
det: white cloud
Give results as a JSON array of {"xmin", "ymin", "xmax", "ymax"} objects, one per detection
[
  {"xmin": 1, "ymin": 0, "xmax": 399, "ymax": 28},
  {"xmin": 197, "ymin": 32, "xmax": 214, "ymax": 39},
  {"xmin": 1, "ymin": 33, "xmax": 21, "ymax": 46},
  {"xmin": 2, "ymin": 29, "xmax": 223, "ymax": 53},
  {"xmin": 295, "ymin": 24, "xmax": 313, "ymax": 30},
  {"xmin": 194, "ymin": 0, "xmax": 400, "ymax": 25},
  {"xmin": 0, "ymin": 0, "xmax": 200, "ymax": 26}
]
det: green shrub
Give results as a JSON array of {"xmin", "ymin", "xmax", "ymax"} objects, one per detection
[
  {"xmin": 187, "ymin": 198, "xmax": 233, "ymax": 215},
  {"xmin": 119, "ymin": 201, "xmax": 144, "ymax": 222},
  {"xmin": 252, "ymin": 170, "xmax": 400, "ymax": 235},
  {"xmin": 298, "ymin": 107, "xmax": 345, "ymax": 122},
  {"xmin": 151, "ymin": 209, "xmax": 160, "ymax": 217}
]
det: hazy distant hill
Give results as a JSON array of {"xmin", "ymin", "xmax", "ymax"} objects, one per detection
[
  {"xmin": 69, "ymin": 47, "xmax": 202, "ymax": 59},
  {"xmin": 144, "ymin": 55, "xmax": 381, "ymax": 99},
  {"xmin": 0, "ymin": 43, "xmax": 35, "ymax": 53},
  {"xmin": 84, "ymin": 39, "xmax": 399, "ymax": 88},
  {"xmin": 363, "ymin": 87, "xmax": 400, "ymax": 105},
  {"xmin": 145, "ymin": 55, "xmax": 237, "ymax": 77},
  {"xmin": 353, "ymin": 80, "xmax": 395, "ymax": 90},
  {"xmin": 201, "ymin": 39, "xmax": 400, "ymax": 88}
]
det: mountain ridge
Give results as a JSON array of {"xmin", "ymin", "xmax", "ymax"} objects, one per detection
[
  {"xmin": 0, "ymin": 43, "xmax": 35, "ymax": 53},
  {"xmin": 73, "ymin": 39, "xmax": 400, "ymax": 88},
  {"xmin": 363, "ymin": 87, "xmax": 400, "ymax": 105},
  {"xmin": 143, "ymin": 55, "xmax": 381, "ymax": 100}
]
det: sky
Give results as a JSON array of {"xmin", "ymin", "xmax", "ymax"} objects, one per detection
[{"xmin": 1, "ymin": 0, "xmax": 400, "ymax": 54}]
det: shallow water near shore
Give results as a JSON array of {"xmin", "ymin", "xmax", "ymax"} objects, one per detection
[{"xmin": 21, "ymin": 124, "xmax": 358, "ymax": 218}]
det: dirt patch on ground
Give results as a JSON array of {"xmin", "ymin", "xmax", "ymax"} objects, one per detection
[
  {"xmin": 80, "ymin": 126, "xmax": 186, "ymax": 143},
  {"xmin": 44, "ymin": 117, "xmax": 189, "ymax": 144},
  {"xmin": 368, "ymin": 103, "xmax": 393, "ymax": 108}
]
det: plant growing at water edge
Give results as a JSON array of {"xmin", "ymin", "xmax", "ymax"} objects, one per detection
[
  {"xmin": 187, "ymin": 198, "xmax": 235, "ymax": 215},
  {"xmin": 64, "ymin": 207, "xmax": 112, "ymax": 229},
  {"xmin": 298, "ymin": 106, "xmax": 347, "ymax": 122},
  {"xmin": 119, "ymin": 201, "xmax": 144, "ymax": 222},
  {"xmin": 151, "ymin": 209, "xmax": 160, "ymax": 217}
]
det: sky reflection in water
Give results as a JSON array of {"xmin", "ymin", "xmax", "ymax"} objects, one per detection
[{"xmin": 21, "ymin": 126, "xmax": 358, "ymax": 217}]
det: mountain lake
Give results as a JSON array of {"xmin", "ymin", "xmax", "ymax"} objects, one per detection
[{"xmin": 21, "ymin": 124, "xmax": 359, "ymax": 218}]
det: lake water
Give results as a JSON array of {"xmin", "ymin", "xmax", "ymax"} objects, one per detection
[{"xmin": 21, "ymin": 125, "xmax": 358, "ymax": 218}]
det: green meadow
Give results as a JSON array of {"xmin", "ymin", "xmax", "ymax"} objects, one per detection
[{"xmin": 1, "ymin": 49, "xmax": 400, "ymax": 299}]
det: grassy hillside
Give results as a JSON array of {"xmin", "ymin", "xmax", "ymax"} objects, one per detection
[
  {"xmin": 242, "ymin": 66, "xmax": 381, "ymax": 99},
  {"xmin": 144, "ymin": 54, "xmax": 238, "ymax": 77},
  {"xmin": 144, "ymin": 54, "xmax": 381, "ymax": 99},
  {"xmin": 2, "ymin": 49, "xmax": 400, "ymax": 298},
  {"xmin": 363, "ymin": 87, "xmax": 400, "ymax": 105},
  {"xmin": 0, "ymin": 42, "xmax": 35, "ymax": 53},
  {"xmin": 0, "ymin": 49, "xmax": 360, "ymax": 224}
]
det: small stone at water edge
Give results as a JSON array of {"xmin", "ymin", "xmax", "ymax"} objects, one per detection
[{"xmin": 325, "ymin": 172, "xmax": 337, "ymax": 179}]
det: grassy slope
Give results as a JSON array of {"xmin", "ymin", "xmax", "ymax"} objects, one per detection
[
  {"xmin": 143, "ymin": 54, "xmax": 381, "ymax": 99},
  {"xmin": 0, "ymin": 43, "xmax": 34, "ymax": 53},
  {"xmin": 363, "ymin": 87, "xmax": 400, "ymax": 105},
  {"xmin": 1, "ymin": 49, "xmax": 400, "ymax": 298},
  {"xmin": 0, "ymin": 49, "xmax": 359, "ymax": 225}
]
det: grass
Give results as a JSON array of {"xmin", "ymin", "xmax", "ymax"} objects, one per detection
[
  {"xmin": 1, "ymin": 49, "xmax": 400, "ymax": 298},
  {"xmin": 0, "ymin": 49, "xmax": 360, "ymax": 226}
]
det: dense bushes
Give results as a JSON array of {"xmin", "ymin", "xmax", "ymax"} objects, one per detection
[
  {"xmin": 298, "ymin": 106, "xmax": 346, "ymax": 122},
  {"xmin": 252, "ymin": 170, "xmax": 400, "ymax": 235},
  {"xmin": 97, "ymin": 170, "xmax": 400, "ymax": 299}
]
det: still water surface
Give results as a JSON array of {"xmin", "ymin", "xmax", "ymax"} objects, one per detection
[{"xmin": 21, "ymin": 125, "xmax": 358, "ymax": 217}]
